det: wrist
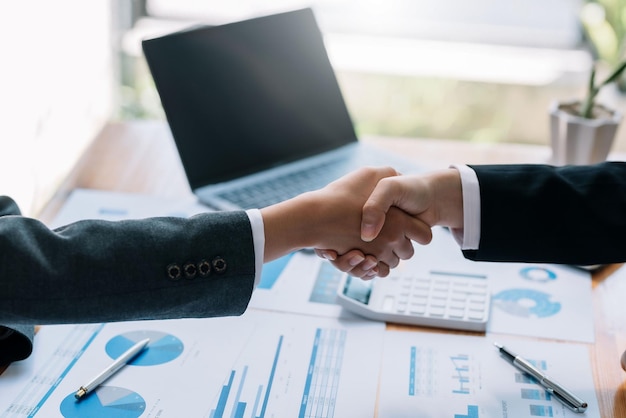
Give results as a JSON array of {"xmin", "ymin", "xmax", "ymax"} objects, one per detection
[
  {"xmin": 430, "ymin": 168, "xmax": 464, "ymax": 229},
  {"xmin": 260, "ymin": 192, "xmax": 319, "ymax": 262}
]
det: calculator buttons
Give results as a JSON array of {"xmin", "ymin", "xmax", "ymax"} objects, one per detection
[
  {"xmin": 337, "ymin": 273, "xmax": 490, "ymax": 332},
  {"xmin": 384, "ymin": 275, "xmax": 489, "ymax": 330}
]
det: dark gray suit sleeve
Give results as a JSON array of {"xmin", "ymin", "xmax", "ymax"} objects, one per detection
[
  {"xmin": 0, "ymin": 199, "xmax": 257, "ymax": 364},
  {"xmin": 462, "ymin": 162, "xmax": 626, "ymax": 265},
  {"xmin": 0, "ymin": 196, "xmax": 34, "ymax": 365}
]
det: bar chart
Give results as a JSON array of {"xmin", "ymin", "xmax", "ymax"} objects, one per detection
[
  {"xmin": 378, "ymin": 331, "xmax": 600, "ymax": 417},
  {"xmin": 205, "ymin": 326, "xmax": 350, "ymax": 418}
]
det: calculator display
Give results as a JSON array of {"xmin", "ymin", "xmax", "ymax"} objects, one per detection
[{"xmin": 341, "ymin": 275, "xmax": 373, "ymax": 305}]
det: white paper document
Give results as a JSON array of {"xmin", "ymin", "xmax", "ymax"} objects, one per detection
[
  {"xmin": 389, "ymin": 227, "xmax": 594, "ymax": 342},
  {"xmin": 249, "ymin": 252, "xmax": 359, "ymax": 319},
  {"xmin": 49, "ymin": 189, "xmax": 209, "ymax": 228},
  {"xmin": 378, "ymin": 331, "xmax": 600, "ymax": 418},
  {"xmin": 0, "ymin": 310, "xmax": 384, "ymax": 418},
  {"xmin": 250, "ymin": 227, "xmax": 594, "ymax": 342}
]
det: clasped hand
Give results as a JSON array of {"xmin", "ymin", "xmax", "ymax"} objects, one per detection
[
  {"xmin": 298, "ymin": 166, "xmax": 431, "ymax": 278},
  {"xmin": 311, "ymin": 166, "xmax": 462, "ymax": 279}
]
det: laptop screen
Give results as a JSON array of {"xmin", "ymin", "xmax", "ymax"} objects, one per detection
[{"xmin": 142, "ymin": 8, "xmax": 358, "ymax": 189}]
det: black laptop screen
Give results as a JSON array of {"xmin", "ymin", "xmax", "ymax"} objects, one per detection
[{"xmin": 142, "ymin": 8, "xmax": 358, "ymax": 189}]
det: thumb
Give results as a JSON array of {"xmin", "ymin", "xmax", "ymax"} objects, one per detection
[{"xmin": 361, "ymin": 180, "xmax": 397, "ymax": 242}]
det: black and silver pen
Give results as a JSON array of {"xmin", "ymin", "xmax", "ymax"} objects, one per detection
[
  {"xmin": 75, "ymin": 338, "xmax": 150, "ymax": 400},
  {"xmin": 494, "ymin": 342, "xmax": 588, "ymax": 413}
]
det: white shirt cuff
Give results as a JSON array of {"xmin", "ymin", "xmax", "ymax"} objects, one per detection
[
  {"xmin": 449, "ymin": 164, "xmax": 481, "ymax": 250},
  {"xmin": 245, "ymin": 209, "xmax": 264, "ymax": 287}
]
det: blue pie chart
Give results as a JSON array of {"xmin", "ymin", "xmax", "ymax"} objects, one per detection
[
  {"xmin": 105, "ymin": 330, "xmax": 184, "ymax": 366},
  {"xmin": 492, "ymin": 288, "xmax": 561, "ymax": 318},
  {"xmin": 519, "ymin": 267, "xmax": 557, "ymax": 282},
  {"xmin": 60, "ymin": 386, "xmax": 145, "ymax": 418}
]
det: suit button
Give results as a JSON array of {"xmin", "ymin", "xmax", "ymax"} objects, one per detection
[
  {"xmin": 166, "ymin": 263, "xmax": 182, "ymax": 280},
  {"xmin": 198, "ymin": 260, "xmax": 211, "ymax": 277},
  {"xmin": 212, "ymin": 257, "xmax": 227, "ymax": 274},
  {"xmin": 184, "ymin": 262, "xmax": 197, "ymax": 279}
]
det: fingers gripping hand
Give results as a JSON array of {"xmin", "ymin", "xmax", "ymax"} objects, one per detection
[
  {"xmin": 361, "ymin": 175, "xmax": 435, "ymax": 242},
  {"xmin": 314, "ymin": 249, "xmax": 389, "ymax": 279},
  {"xmin": 315, "ymin": 207, "xmax": 432, "ymax": 278}
]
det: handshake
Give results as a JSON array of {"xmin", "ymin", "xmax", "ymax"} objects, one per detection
[{"xmin": 259, "ymin": 166, "xmax": 465, "ymax": 279}]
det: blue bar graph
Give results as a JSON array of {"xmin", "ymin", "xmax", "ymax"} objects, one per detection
[
  {"xmin": 209, "ymin": 336, "xmax": 284, "ymax": 418},
  {"xmin": 213, "ymin": 371, "xmax": 235, "ymax": 418},
  {"xmin": 454, "ymin": 405, "xmax": 479, "ymax": 418},
  {"xmin": 231, "ymin": 366, "xmax": 248, "ymax": 418},
  {"xmin": 409, "ymin": 347, "xmax": 416, "ymax": 396},
  {"xmin": 521, "ymin": 388, "xmax": 551, "ymax": 401},
  {"xmin": 530, "ymin": 404, "xmax": 554, "ymax": 417},
  {"xmin": 450, "ymin": 354, "xmax": 470, "ymax": 395},
  {"xmin": 515, "ymin": 373, "xmax": 538, "ymax": 384},
  {"xmin": 299, "ymin": 328, "xmax": 346, "ymax": 418},
  {"xmin": 528, "ymin": 359, "xmax": 547, "ymax": 370},
  {"xmin": 234, "ymin": 402, "xmax": 246, "ymax": 418},
  {"xmin": 259, "ymin": 254, "xmax": 294, "ymax": 289},
  {"xmin": 257, "ymin": 336, "xmax": 283, "ymax": 418},
  {"xmin": 405, "ymin": 346, "xmax": 436, "ymax": 397},
  {"xmin": 512, "ymin": 356, "xmax": 555, "ymax": 417},
  {"xmin": 309, "ymin": 262, "xmax": 344, "ymax": 304}
]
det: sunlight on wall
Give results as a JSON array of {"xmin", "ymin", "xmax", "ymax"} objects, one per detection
[{"xmin": 0, "ymin": 1, "xmax": 114, "ymax": 216}]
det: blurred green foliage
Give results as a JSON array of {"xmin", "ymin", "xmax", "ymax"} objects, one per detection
[{"xmin": 581, "ymin": 1, "xmax": 626, "ymax": 68}]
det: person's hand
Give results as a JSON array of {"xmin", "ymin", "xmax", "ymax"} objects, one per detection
[
  {"xmin": 314, "ymin": 249, "xmax": 383, "ymax": 279},
  {"xmin": 361, "ymin": 168, "xmax": 464, "ymax": 242},
  {"xmin": 316, "ymin": 168, "xmax": 464, "ymax": 278},
  {"xmin": 313, "ymin": 202, "xmax": 429, "ymax": 279},
  {"xmin": 260, "ymin": 166, "xmax": 433, "ymax": 273}
]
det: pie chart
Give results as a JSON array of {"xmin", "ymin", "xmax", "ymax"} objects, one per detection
[
  {"xmin": 60, "ymin": 386, "xmax": 145, "ymax": 418},
  {"xmin": 105, "ymin": 330, "xmax": 184, "ymax": 366}
]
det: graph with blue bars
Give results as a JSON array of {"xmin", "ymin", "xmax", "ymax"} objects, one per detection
[
  {"xmin": 207, "ymin": 327, "xmax": 346, "ymax": 418},
  {"xmin": 514, "ymin": 357, "xmax": 556, "ymax": 417},
  {"xmin": 455, "ymin": 405, "xmax": 479, "ymax": 418},
  {"xmin": 450, "ymin": 354, "xmax": 471, "ymax": 395},
  {"xmin": 308, "ymin": 261, "xmax": 345, "ymax": 304},
  {"xmin": 209, "ymin": 336, "xmax": 283, "ymax": 418}
]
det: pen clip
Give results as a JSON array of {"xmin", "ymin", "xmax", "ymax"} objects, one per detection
[
  {"xmin": 550, "ymin": 389, "xmax": 587, "ymax": 413},
  {"xmin": 542, "ymin": 375, "xmax": 588, "ymax": 413}
]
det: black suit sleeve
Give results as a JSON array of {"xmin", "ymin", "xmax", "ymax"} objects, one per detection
[{"xmin": 462, "ymin": 162, "xmax": 626, "ymax": 265}]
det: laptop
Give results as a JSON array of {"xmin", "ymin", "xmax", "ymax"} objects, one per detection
[{"xmin": 142, "ymin": 8, "xmax": 422, "ymax": 210}]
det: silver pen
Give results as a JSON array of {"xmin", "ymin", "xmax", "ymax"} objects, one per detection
[
  {"xmin": 494, "ymin": 342, "xmax": 587, "ymax": 413},
  {"xmin": 75, "ymin": 338, "xmax": 150, "ymax": 400}
]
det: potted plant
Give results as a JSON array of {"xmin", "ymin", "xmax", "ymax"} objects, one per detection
[{"xmin": 550, "ymin": 60, "xmax": 626, "ymax": 165}]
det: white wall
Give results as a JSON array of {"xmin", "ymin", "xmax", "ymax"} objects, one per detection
[{"xmin": 0, "ymin": 1, "xmax": 115, "ymax": 216}]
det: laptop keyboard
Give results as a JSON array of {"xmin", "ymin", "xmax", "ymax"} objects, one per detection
[{"xmin": 216, "ymin": 160, "xmax": 348, "ymax": 209}]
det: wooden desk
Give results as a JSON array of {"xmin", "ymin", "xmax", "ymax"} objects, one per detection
[{"xmin": 33, "ymin": 120, "xmax": 626, "ymax": 416}]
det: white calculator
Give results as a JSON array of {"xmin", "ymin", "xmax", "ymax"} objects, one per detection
[{"xmin": 336, "ymin": 271, "xmax": 490, "ymax": 332}]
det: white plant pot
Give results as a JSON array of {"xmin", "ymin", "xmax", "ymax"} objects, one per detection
[{"xmin": 549, "ymin": 100, "xmax": 622, "ymax": 165}]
